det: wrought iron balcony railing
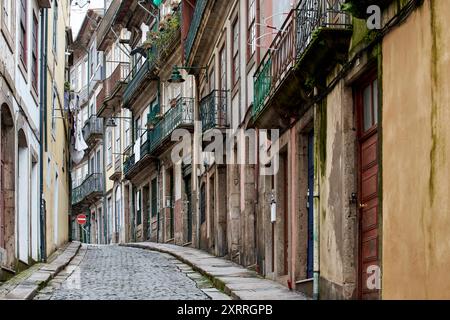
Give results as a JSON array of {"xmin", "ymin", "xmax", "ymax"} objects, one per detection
[
  {"xmin": 123, "ymin": 10, "xmax": 181, "ymax": 107},
  {"xmin": 200, "ymin": 90, "xmax": 228, "ymax": 132},
  {"xmin": 75, "ymin": 85, "xmax": 89, "ymax": 107},
  {"xmin": 72, "ymin": 173, "xmax": 104, "ymax": 205},
  {"xmin": 253, "ymin": 0, "xmax": 351, "ymax": 118},
  {"xmin": 184, "ymin": 0, "xmax": 207, "ymax": 63},
  {"xmin": 123, "ymin": 153, "xmax": 135, "ymax": 176},
  {"xmin": 148, "ymin": 97, "xmax": 194, "ymax": 154},
  {"xmin": 83, "ymin": 115, "xmax": 104, "ymax": 143},
  {"xmin": 123, "ymin": 56, "xmax": 156, "ymax": 107}
]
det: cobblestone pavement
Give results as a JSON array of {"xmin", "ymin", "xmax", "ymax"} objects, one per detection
[{"xmin": 34, "ymin": 245, "xmax": 221, "ymax": 300}]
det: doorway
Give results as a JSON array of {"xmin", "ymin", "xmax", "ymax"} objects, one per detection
[{"xmin": 356, "ymin": 74, "xmax": 381, "ymax": 300}]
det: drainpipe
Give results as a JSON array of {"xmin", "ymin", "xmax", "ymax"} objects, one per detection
[
  {"xmin": 313, "ymin": 97, "xmax": 321, "ymax": 300},
  {"xmin": 39, "ymin": 8, "xmax": 49, "ymax": 262}
]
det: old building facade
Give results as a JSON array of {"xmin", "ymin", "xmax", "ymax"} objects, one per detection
[
  {"xmin": 68, "ymin": 0, "xmax": 450, "ymax": 300},
  {"xmin": 0, "ymin": 0, "xmax": 72, "ymax": 280}
]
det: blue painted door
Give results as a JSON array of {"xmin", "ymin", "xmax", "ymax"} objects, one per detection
[{"xmin": 307, "ymin": 131, "xmax": 314, "ymax": 279}]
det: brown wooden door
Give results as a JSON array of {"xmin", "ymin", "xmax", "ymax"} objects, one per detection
[{"xmin": 357, "ymin": 74, "xmax": 380, "ymax": 300}]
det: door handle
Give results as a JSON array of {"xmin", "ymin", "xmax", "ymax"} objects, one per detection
[{"xmin": 359, "ymin": 203, "xmax": 368, "ymax": 209}]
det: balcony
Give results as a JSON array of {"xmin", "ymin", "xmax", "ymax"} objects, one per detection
[
  {"xmin": 253, "ymin": 0, "xmax": 352, "ymax": 129},
  {"xmin": 123, "ymin": 11, "xmax": 181, "ymax": 108},
  {"xmin": 97, "ymin": 0, "xmax": 121, "ymax": 51},
  {"xmin": 75, "ymin": 86, "xmax": 89, "ymax": 107},
  {"xmin": 184, "ymin": 0, "xmax": 230, "ymax": 69},
  {"xmin": 123, "ymin": 154, "xmax": 135, "ymax": 178},
  {"xmin": 72, "ymin": 173, "xmax": 104, "ymax": 208},
  {"xmin": 83, "ymin": 116, "xmax": 104, "ymax": 149},
  {"xmin": 148, "ymin": 97, "xmax": 194, "ymax": 155},
  {"xmin": 97, "ymin": 62, "xmax": 130, "ymax": 118},
  {"xmin": 122, "ymin": 55, "xmax": 158, "ymax": 108},
  {"xmin": 110, "ymin": 155, "xmax": 122, "ymax": 181},
  {"xmin": 123, "ymin": 97, "xmax": 194, "ymax": 179},
  {"xmin": 200, "ymin": 90, "xmax": 228, "ymax": 132}
]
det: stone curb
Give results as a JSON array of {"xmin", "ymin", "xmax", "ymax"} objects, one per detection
[
  {"xmin": 1, "ymin": 242, "xmax": 81, "ymax": 300},
  {"xmin": 122, "ymin": 242, "xmax": 307, "ymax": 301}
]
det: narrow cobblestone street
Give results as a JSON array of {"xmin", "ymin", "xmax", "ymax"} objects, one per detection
[{"xmin": 34, "ymin": 245, "xmax": 216, "ymax": 300}]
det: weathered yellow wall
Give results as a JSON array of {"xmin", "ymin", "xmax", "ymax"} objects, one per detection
[
  {"xmin": 382, "ymin": 0, "xmax": 450, "ymax": 299},
  {"xmin": 318, "ymin": 75, "xmax": 356, "ymax": 299},
  {"xmin": 44, "ymin": 1, "xmax": 71, "ymax": 256}
]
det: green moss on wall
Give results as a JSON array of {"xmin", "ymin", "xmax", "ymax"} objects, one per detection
[
  {"xmin": 429, "ymin": 0, "xmax": 439, "ymax": 205},
  {"xmin": 319, "ymin": 99, "xmax": 327, "ymax": 178}
]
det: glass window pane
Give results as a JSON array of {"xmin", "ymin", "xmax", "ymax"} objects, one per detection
[
  {"xmin": 373, "ymin": 79, "xmax": 378, "ymax": 125},
  {"xmin": 363, "ymin": 85, "xmax": 372, "ymax": 131}
]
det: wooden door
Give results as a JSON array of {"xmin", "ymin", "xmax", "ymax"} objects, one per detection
[
  {"xmin": 184, "ymin": 175, "xmax": 192, "ymax": 243},
  {"xmin": 357, "ymin": 74, "xmax": 380, "ymax": 300}
]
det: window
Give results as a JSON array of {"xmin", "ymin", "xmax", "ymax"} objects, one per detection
[
  {"xmin": 3, "ymin": 0, "xmax": 12, "ymax": 31},
  {"xmin": 77, "ymin": 64, "xmax": 82, "ymax": 91},
  {"xmin": 208, "ymin": 66, "xmax": 215, "ymax": 94},
  {"xmin": 232, "ymin": 18, "xmax": 240, "ymax": 86},
  {"xmin": 32, "ymin": 13, "xmax": 39, "ymax": 91},
  {"xmin": 136, "ymin": 190, "xmax": 142, "ymax": 225},
  {"xmin": 89, "ymin": 156, "xmax": 95, "ymax": 174},
  {"xmin": 134, "ymin": 116, "xmax": 141, "ymax": 141},
  {"xmin": 200, "ymin": 184, "xmax": 206, "ymax": 224},
  {"xmin": 107, "ymin": 197, "xmax": 113, "ymax": 242},
  {"xmin": 247, "ymin": 0, "xmax": 256, "ymax": 60},
  {"xmin": 124, "ymin": 113, "xmax": 131, "ymax": 148},
  {"xmin": 19, "ymin": 0, "xmax": 28, "ymax": 67},
  {"xmin": 53, "ymin": 0, "xmax": 58, "ymax": 54},
  {"xmin": 151, "ymin": 178, "xmax": 157, "ymax": 217},
  {"xmin": 114, "ymin": 122, "xmax": 121, "ymax": 157},
  {"xmin": 107, "ymin": 128, "xmax": 112, "ymax": 166},
  {"xmin": 219, "ymin": 46, "xmax": 227, "ymax": 92},
  {"xmin": 96, "ymin": 149, "xmax": 101, "ymax": 173},
  {"xmin": 90, "ymin": 46, "xmax": 95, "ymax": 77},
  {"xmin": 362, "ymin": 78, "xmax": 379, "ymax": 132},
  {"xmin": 115, "ymin": 186, "xmax": 121, "ymax": 233},
  {"xmin": 51, "ymin": 86, "xmax": 57, "ymax": 134}
]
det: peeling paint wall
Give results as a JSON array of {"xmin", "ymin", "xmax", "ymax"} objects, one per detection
[
  {"xmin": 318, "ymin": 72, "xmax": 357, "ymax": 300},
  {"xmin": 382, "ymin": 0, "xmax": 450, "ymax": 299}
]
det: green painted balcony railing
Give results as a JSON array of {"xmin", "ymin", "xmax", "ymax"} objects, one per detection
[
  {"xmin": 148, "ymin": 97, "xmax": 194, "ymax": 154},
  {"xmin": 122, "ymin": 55, "xmax": 156, "ymax": 106},
  {"xmin": 184, "ymin": 0, "xmax": 207, "ymax": 62},
  {"xmin": 147, "ymin": 104, "xmax": 161, "ymax": 126},
  {"xmin": 200, "ymin": 90, "xmax": 228, "ymax": 132},
  {"xmin": 253, "ymin": 0, "xmax": 351, "ymax": 118},
  {"xmin": 123, "ymin": 154, "xmax": 135, "ymax": 177},
  {"xmin": 72, "ymin": 173, "xmax": 104, "ymax": 206},
  {"xmin": 123, "ymin": 98, "xmax": 194, "ymax": 175}
]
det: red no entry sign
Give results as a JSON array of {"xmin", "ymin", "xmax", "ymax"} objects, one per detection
[{"xmin": 76, "ymin": 214, "xmax": 87, "ymax": 226}]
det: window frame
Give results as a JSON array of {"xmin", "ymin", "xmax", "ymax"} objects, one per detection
[
  {"xmin": 19, "ymin": 0, "xmax": 28, "ymax": 69},
  {"xmin": 231, "ymin": 17, "xmax": 240, "ymax": 87},
  {"xmin": 31, "ymin": 12, "xmax": 39, "ymax": 93},
  {"xmin": 247, "ymin": 0, "xmax": 256, "ymax": 62}
]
